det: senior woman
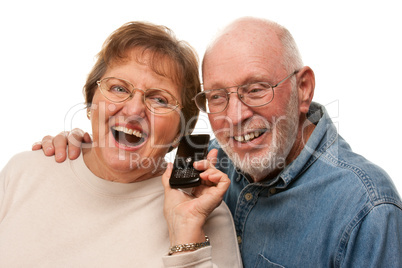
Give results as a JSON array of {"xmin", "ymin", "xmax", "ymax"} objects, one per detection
[{"xmin": 0, "ymin": 22, "xmax": 241, "ymax": 267}]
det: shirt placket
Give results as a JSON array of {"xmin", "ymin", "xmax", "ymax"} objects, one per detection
[{"xmin": 234, "ymin": 184, "xmax": 264, "ymax": 251}]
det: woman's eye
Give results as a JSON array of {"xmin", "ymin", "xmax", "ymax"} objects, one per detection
[
  {"xmin": 110, "ymin": 85, "xmax": 129, "ymax": 94},
  {"xmin": 151, "ymin": 96, "xmax": 168, "ymax": 105},
  {"xmin": 146, "ymin": 91, "xmax": 170, "ymax": 106}
]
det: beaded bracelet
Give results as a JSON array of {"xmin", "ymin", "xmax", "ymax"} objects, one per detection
[{"xmin": 168, "ymin": 236, "xmax": 210, "ymax": 255}]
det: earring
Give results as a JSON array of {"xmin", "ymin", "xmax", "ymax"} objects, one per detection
[
  {"xmin": 87, "ymin": 109, "xmax": 91, "ymax": 119},
  {"xmin": 172, "ymin": 136, "xmax": 181, "ymax": 147}
]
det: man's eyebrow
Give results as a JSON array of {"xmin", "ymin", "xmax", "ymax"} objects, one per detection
[
  {"xmin": 202, "ymin": 82, "xmax": 226, "ymax": 90},
  {"xmin": 242, "ymin": 76, "xmax": 273, "ymax": 85},
  {"xmin": 205, "ymin": 76, "xmax": 273, "ymax": 90}
]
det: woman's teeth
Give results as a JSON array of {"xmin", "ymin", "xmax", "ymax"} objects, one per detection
[
  {"xmin": 234, "ymin": 130, "xmax": 263, "ymax": 142},
  {"xmin": 111, "ymin": 125, "xmax": 144, "ymax": 147},
  {"xmin": 112, "ymin": 126, "xmax": 142, "ymax": 138}
]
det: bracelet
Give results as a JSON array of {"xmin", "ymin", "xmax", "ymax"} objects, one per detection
[{"xmin": 168, "ymin": 236, "xmax": 210, "ymax": 255}]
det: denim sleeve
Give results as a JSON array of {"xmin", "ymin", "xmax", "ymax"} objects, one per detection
[{"xmin": 339, "ymin": 203, "xmax": 402, "ymax": 267}]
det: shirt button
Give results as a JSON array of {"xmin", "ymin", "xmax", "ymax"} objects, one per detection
[
  {"xmin": 237, "ymin": 236, "xmax": 242, "ymax": 244},
  {"xmin": 244, "ymin": 193, "xmax": 253, "ymax": 201},
  {"xmin": 270, "ymin": 188, "xmax": 277, "ymax": 195}
]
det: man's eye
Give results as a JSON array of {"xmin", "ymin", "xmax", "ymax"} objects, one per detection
[
  {"xmin": 211, "ymin": 94, "xmax": 224, "ymax": 100},
  {"xmin": 245, "ymin": 83, "xmax": 271, "ymax": 96},
  {"xmin": 207, "ymin": 91, "xmax": 226, "ymax": 102},
  {"xmin": 248, "ymin": 87, "xmax": 264, "ymax": 93}
]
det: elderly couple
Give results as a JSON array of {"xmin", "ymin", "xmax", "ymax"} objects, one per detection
[{"xmin": 1, "ymin": 17, "xmax": 401, "ymax": 267}]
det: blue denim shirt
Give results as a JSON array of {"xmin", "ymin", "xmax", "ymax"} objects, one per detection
[{"xmin": 210, "ymin": 102, "xmax": 402, "ymax": 268}]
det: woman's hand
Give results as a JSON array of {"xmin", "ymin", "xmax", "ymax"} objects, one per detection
[
  {"xmin": 32, "ymin": 128, "xmax": 91, "ymax": 162},
  {"xmin": 161, "ymin": 149, "xmax": 230, "ymax": 247}
]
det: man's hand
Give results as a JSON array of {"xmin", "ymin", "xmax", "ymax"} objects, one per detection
[
  {"xmin": 161, "ymin": 149, "xmax": 230, "ymax": 246},
  {"xmin": 32, "ymin": 128, "xmax": 91, "ymax": 162}
]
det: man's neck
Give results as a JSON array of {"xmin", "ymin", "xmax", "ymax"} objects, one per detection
[{"xmin": 286, "ymin": 118, "xmax": 316, "ymax": 166}]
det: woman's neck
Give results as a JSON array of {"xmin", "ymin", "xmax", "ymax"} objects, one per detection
[{"xmin": 82, "ymin": 147, "xmax": 166, "ymax": 183}]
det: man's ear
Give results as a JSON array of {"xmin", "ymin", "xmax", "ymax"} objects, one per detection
[{"xmin": 296, "ymin": 66, "xmax": 315, "ymax": 114}]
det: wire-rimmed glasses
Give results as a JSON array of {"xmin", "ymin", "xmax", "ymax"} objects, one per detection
[
  {"xmin": 193, "ymin": 70, "xmax": 299, "ymax": 114},
  {"xmin": 97, "ymin": 77, "xmax": 182, "ymax": 114}
]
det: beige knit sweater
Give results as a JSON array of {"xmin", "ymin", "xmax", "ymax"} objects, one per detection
[{"xmin": 0, "ymin": 151, "xmax": 242, "ymax": 267}]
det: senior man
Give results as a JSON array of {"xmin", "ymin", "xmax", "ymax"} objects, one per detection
[{"xmin": 36, "ymin": 17, "xmax": 402, "ymax": 267}]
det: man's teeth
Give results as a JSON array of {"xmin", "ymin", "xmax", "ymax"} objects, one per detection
[
  {"xmin": 234, "ymin": 131, "xmax": 263, "ymax": 142},
  {"xmin": 112, "ymin": 126, "xmax": 142, "ymax": 138}
]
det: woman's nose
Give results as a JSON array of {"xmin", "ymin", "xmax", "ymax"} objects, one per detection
[{"xmin": 121, "ymin": 90, "xmax": 147, "ymax": 117}]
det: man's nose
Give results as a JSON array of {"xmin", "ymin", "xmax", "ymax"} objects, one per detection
[{"xmin": 224, "ymin": 92, "xmax": 253, "ymax": 125}]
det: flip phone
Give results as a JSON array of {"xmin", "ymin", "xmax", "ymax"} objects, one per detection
[{"xmin": 169, "ymin": 134, "xmax": 210, "ymax": 188}]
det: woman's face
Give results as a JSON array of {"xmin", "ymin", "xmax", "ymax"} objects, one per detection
[{"xmin": 85, "ymin": 49, "xmax": 182, "ymax": 183}]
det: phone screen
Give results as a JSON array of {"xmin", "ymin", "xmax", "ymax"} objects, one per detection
[{"xmin": 169, "ymin": 134, "xmax": 210, "ymax": 188}]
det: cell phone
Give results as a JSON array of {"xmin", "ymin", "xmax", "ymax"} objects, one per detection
[{"xmin": 169, "ymin": 134, "xmax": 210, "ymax": 188}]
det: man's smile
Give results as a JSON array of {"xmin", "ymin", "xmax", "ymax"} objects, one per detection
[{"xmin": 233, "ymin": 129, "xmax": 266, "ymax": 143}]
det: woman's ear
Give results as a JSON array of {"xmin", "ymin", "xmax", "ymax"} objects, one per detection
[
  {"xmin": 87, "ymin": 108, "xmax": 91, "ymax": 119},
  {"xmin": 296, "ymin": 66, "xmax": 315, "ymax": 114},
  {"xmin": 171, "ymin": 136, "xmax": 181, "ymax": 148},
  {"xmin": 167, "ymin": 135, "xmax": 181, "ymax": 153}
]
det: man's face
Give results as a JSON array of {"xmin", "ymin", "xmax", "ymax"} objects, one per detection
[{"xmin": 202, "ymin": 28, "xmax": 300, "ymax": 181}]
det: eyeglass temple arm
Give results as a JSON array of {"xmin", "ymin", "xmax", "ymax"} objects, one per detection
[{"xmin": 273, "ymin": 70, "xmax": 300, "ymax": 88}]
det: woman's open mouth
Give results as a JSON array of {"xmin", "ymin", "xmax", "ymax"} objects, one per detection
[{"xmin": 111, "ymin": 125, "xmax": 146, "ymax": 148}]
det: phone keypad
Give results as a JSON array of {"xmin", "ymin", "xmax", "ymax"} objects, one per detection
[{"xmin": 173, "ymin": 168, "xmax": 199, "ymax": 179}]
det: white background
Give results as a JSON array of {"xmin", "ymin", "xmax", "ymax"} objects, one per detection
[{"xmin": 0, "ymin": 0, "xmax": 401, "ymax": 194}]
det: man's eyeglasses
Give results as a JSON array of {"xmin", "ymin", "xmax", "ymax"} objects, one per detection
[
  {"xmin": 97, "ymin": 77, "xmax": 182, "ymax": 114},
  {"xmin": 193, "ymin": 70, "xmax": 299, "ymax": 114}
]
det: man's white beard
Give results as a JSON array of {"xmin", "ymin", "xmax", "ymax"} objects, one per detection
[{"xmin": 216, "ymin": 88, "xmax": 300, "ymax": 181}]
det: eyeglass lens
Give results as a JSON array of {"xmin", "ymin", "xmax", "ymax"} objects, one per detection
[
  {"xmin": 99, "ymin": 77, "xmax": 179, "ymax": 114},
  {"xmin": 196, "ymin": 82, "xmax": 274, "ymax": 113}
]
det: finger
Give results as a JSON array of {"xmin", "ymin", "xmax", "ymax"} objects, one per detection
[
  {"xmin": 161, "ymin": 162, "xmax": 173, "ymax": 189},
  {"xmin": 198, "ymin": 166, "xmax": 231, "ymax": 188},
  {"xmin": 193, "ymin": 159, "xmax": 214, "ymax": 172},
  {"xmin": 207, "ymin": 172, "xmax": 231, "ymax": 187},
  {"xmin": 198, "ymin": 169, "xmax": 228, "ymax": 187},
  {"xmin": 193, "ymin": 149, "xmax": 219, "ymax": 171},
  {"xmin": 41, "ymin": 135, "xmax": 56, "ymax": 156},
  {"xmin": 53, "ymin": 132, "xmax": 69, "ymax": 162},
  {"xmin": 32, "ymin": 142, "xmax": 43, "ymax": 151},
  {"xmin": 215, "ymin": 176, "xmax": 231, "ymax": 197},
  {"xmin": 83, "ymin": 132, "xmax": 92, "ymax": 144},
  {"xmin": 67, "ymin": 128, "xmax": 86, "ymax": 160},
  {"xmin": 206, "ymin": 149, "xmax": 218, "ymax": 166},
  {"xmin": 68, "ymin": 128, "xmax": 86, "ymax": 147},
  {"xmin": 193, "ymin": 173, "xmax": 230, "ymax": 199},
  {"xmin": 67, "ymin": 146, "xmax": 81, "ymax": 160}
]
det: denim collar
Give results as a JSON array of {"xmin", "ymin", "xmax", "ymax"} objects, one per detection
[
  {"xmin": 220, "ymin": 102, "xmax": 338, "ymax": 189},
  {"xmin": 275, "ymin": 102, "xmax": 338, "ymax": 189}
]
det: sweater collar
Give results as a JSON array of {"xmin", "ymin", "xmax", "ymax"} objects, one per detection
[{"xmin": 69, "ymin": 153, "xmax": 164, "ymax": 198}]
